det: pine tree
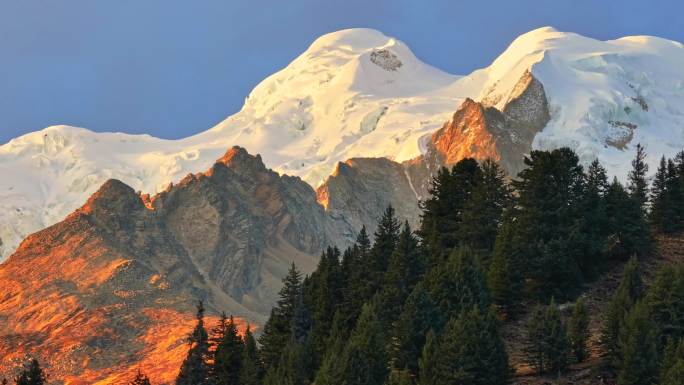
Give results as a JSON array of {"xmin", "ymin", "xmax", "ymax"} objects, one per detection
[
  {"xmin": 646, "ymin": 264, "xmax": 684, "ymax": 344},
  {"xmin": 524, "ymin": 300, "xmax": 569, "ymax": 375},
  {"xmin": 651, "ymin": 156, "xmax": 670, "ymax": 232},
  {"xmin": 544, "ymin": 298, "xmax": 569, "ymax": 374},
  {"xmin": 459, "ymin": 158, "xmax": 512, "ymax": 258},
  {"xmin": 605, "ymin": 177, "xmax": 650, "ymax": 258},
  {"xmin": 524, "ymin": 304, "xmax": 547, "ymax": 375},
  {"xmin": 660, "ymin": 338, "xmax": 684, "ymax": 385},
  {"xmin": 624, "ymin": 143, "xmax": 652, "ymax": 255},
  {"xmin": 240, "ymin": 325, "xmax": 263, "ymax": 385},
  {"xmin": 568, "ymin": 298, "xmax": 590, "ymax": 363},
  {"xmin": 339, "ymin": 302, "xmax": 388, "ymax": 385},
  {"xmin": 575, "ymin": 159, "xmax": 610, "ymax": 278},
  {"xmin": 487, "ymin": 212, "xmax": 522, "ymax": 314},
  {"xmin": 389, "ymin": 283, "xmax": 443, "ymax": 375},
  {"xmin": 419, "ymin": 159, "xmax": 482, "ymax": 263},
  {"xmin": 369, "ymin": 205, "xmax": 401, "ymax": 281},
  {"xmin": 510, "ymin": 148, "xmax": 584, "ymax": 298},
  {"xmin": 309, "ymin": 246, "xmax": 343, "ymax": 360},
  {"xmin": 628, "ymin": 143, "xmax": 650, "ymax": 212},
  {"xmin": 601, "ymin": 256, "xmax": 644, "ymax": 366},
  {"xmin": 263, "ymin": 339, "xmax": 312, "ymax": 385},
  {"xmin": 430, "ymin": 307, "xmax": 510, "ymax": 385},
  {"xmin": 665, "ymin": 159, "xmax": 684, "ymax": 233},
  {"xmin": 313, "ymin": 312, "xmax": 347, "ymax": 385},
  {"xmin": 339, "ymin": 227, "xmax": 372, "ymax": 330},
  {"xmin": 176, "ymin": 301, "xmax": 212, "ymax": 385},
  {"xmin": 14, "ymin": 359, "xmax": 46, "ymax": 385},
  {"xmin": 130, "ymin": 370, "xmax": 152, "ymax": 385},
  {"xmin": 211, "ymin": 314, "xmax": 244, "ymax": 385},
  {"xmin": 617, "ymin": 301, "xmax": 659, "ymax": 385},
  {"xmin": 417, "ymin": 330, "xmax": 438, "ymax": 385},
  {"xmin": 380, "ymin": 221, "xmax": 424, "ymax": 323},
  {"xmin": 259, "ymin": 262, "xmax": 302, "ymax": 370},
  {"xmin": 425, "ymin": 246, "xmax": 489, "ymax": 320}
]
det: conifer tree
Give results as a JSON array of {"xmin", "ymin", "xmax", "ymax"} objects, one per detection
[
  {"xmin": 263, "ymin": 339, "xmax": 313, "ymax": 385},
  {"xmin": 646, "ymin": 264, "xmax": 684, "ymax": 344},
  {"xmin": 417, "ymin": 330, "xmax": 438, "ymax": 385},
  {"xmin": 240, "ymin": 325, "xmax": 263, "ymax": 385},
  {"xmin": 389, "ymin": 283, "xmax": 443, "ymax": 375},
  {"xmin": 524, "ymin": 304, "xmax": 547, "ymax": 375},
  {"xmin": 313, "ymin": 312, "xmax": 347, "ymax": 385},
  {"xmin": 130, "ymin": 370, "xmax": 152, "ymax": 385},
  {"xmin": 419, "ymin": 159, "xmax": 482, "ymax": 263},
  {"xmin": 568, "ymin": 298, "xmax": 590, "ymax": 363},
  {"xmin": 660, "ymin": 338, "xmax": 684, "ymax": 385},
  {"xmin": 510, "ymin": 148, "xmax": 584, "ymax": 298},
  {"xmin": 309, "ymin": 246, "xmax": 343, "ymax": 359},
  {"xmin": 524, "ymin": 300, "xmax": 569, "ymax": 375},
  {"xmin": 459, "ymin": 159, "xmax": 512, "ymax": 258},
  {"xmin": 211, "ymin": 314, "xmax": 243, "ymax": 385},
  {"xmin": 575, "ymin": 159, "xmax": 610, "ymax": 277},
  {"xmin": 487, "ymin": 212, "xmax": 522, "ymax": 314},
  {"xmin": 623, "ymin": 143, "xmax": 652, "ymax": 255},
  {"xmin": 338, "ymin": 302, "xmax": 388, "ymax": 385},
  {"xmin": 176, "ymin": 301, "xmax": 212, "ymax": 385},
  {"xmin": 370, "ymin": 205, "xmax": 401, "ymax": 279},
  {"xmin": 429, "ymin": 307, "xmax": 510, "ymax": 385},
  {"xmin": 544, "ymin": 298, "xmax": 569, "ymax": 374},
  {"xmin": 259, "ymin": 263, "xmax": 302, "ymax": 370},
  {"xmin": 425, "ymin": 246, "xmax": 489, "ymax": 320},
  {"xmin": 617, "ymin": 301, "xmax": 659, "ymax": 385},
  {"xmin": 605, "ymin": 177, "xmax": 649, "ymax": 258},
  {"xmin": 601, "ymin": 256, "xmax": 644, "ymax": 366},
  {"xmin": 628, "ymin": 143, "xmax": 650, "ymax": 211},
  {"xmin": 651, "ymin": 156, "xmax": 670, "ymax": 232},
  {"xmin": 380, "ymin": 221, "xmax": 424, "ymax": 323},
  {"xmin": 14, "ymin": 359, "xmax": 46, "ymax": 385},
  {"xmin": 339, "ymin": 227, "xmax": 372, "ymax": 329}
]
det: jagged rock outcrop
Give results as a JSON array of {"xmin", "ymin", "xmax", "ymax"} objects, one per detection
[
  {"xmin": 0, "ymin": 147, "xmax": 346, "ymax": 384},
  {"xmin": 316, "ymin": 158, "xmax": 422, "ymax": 235},
  {"xmin": 424, "ymin": 70, "xmax": 551, "ymax": 177}
]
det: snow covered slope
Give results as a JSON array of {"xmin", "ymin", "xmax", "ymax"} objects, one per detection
[{"xmin": 1, "ymin": 27, "xmax": 684, "ymax": 259}]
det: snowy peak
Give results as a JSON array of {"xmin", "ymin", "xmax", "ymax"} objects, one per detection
[{"xmin": 1, "ymin": 27, "xmax": 684, "ymax": 261}]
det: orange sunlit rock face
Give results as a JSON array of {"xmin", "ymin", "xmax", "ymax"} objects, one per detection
[{"xmin": 431, "ymin": 98, "xmax": 502, "ymax": 166}]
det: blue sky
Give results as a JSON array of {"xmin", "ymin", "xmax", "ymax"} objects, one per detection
[{"xmin": 0, "ymin": 0, "xmax": 682, "ymax": 144}]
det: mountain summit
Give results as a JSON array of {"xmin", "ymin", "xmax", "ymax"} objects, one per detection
[{"xmin": 1, "ymin": 27, "xmax": 684, "ymax": 259}]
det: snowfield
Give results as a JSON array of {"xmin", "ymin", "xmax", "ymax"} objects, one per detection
[{"xmin": 1, "ymin": 26, "xmax": 683, "ymax": 259}]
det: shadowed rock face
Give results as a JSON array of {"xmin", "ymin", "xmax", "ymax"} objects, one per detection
[{"xmin": 0, "ymin": 147, "xmax": 345, "ymax": 384}]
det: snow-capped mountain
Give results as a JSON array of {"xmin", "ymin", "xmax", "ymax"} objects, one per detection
[{"xmin": 1, "ymin": 26, "xmax": 683, "ymax": 259}]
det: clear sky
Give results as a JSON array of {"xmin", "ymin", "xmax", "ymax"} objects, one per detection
[{"xmin": 0, "ymin": 0, "xmax": 682, "ymax": 144}]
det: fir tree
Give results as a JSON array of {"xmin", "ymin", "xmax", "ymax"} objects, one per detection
[
  {"xmin": 487, "ymin": 212, "xmax": 522, "ymax": 314},
  {"xmin": 425, "ymin": 246, "xmax": 489, "ymax": 320},
  {"xmin": 380, "ymin": 221, "xmax": 424, "ymax": 323},
  {"xmin": 417, "ymin": 330, "xmax": 438, "ymax": 385},
  {"xmin": 601, "ymin": 256, "xmax": 644, "ymax": 366},
  {"xmin": 263, "ymin": 339, "xmax": 313, "ymax": 385},
  {"xmin": 646, "ymin": 264, "xmax": 684, "ymax": 344},
  {"xmin": 575, "ymin": 159, "xmax": 610, "ymax": 278},
  {"xmin": 628, "ymin": 143, "xmax": 650, "ymax": 212},
  {"xmin": 623, "ymin": 143, "xmax": 652, "ymax": 255},
  {"xmin": 524, "ymin": 300, "xmax": 569, "ymax": 375},
  {"xmin": 651, "ymin": 156, "xmax": 670, "ymax": 232},
  {"xmin": 459, "ymin": 158, "xmax": 512, "ymax": 258},
  {"xmin": 339, "ymin": 302, "xmax": 388, "ymax": 385},
  {"xmin": 617, "ymin": 301, "xmax": 659, "ymax": 385},
  {"xmin": 259, "ymin": 263, "xmax": 302, "ymax": 370},
  {"xmin": 429, "ymin": 307, "xmax": 510, "ymax": 385},
  {"xmin": 14, "ymin": 359, "xmax": 46, "ymax": 385},
  {"xmin": 176, "ymin": 301, "xmax": 212, "ymax": 385},
  {"xmin": 308, "ymin": 246, "xmax": 343, "ymax": 360},
  {"xmin": 665, "ymin": 159, "xmax": 684, "ymax": 232},
  {"xmin": 370, "ymin": 205, "xmax": 401, "ymax": 281},
  {"xmin": 544, "ymin": 298, "xmax": 570, "ymax": 374},
  {"xmin": 524, "ymin": 304, "xmax": 547, "ymax": 375},
  {"xmin": 240, "ymin": 325, "xmax": 263, "ymax": 385},
  {"xmin": 313, "ymin": 312, "xmax": 347, "ymax": 385},
  {"xmin": 510, "ymin": 148, "xmax": 584, "ymax": 298},
  {"xmin": 211, "ymin": 314, "xmax": 243, "ymax": 385},
  {"xmin": 660, "ymin": 338, "xmax": 684, "ymax": 385},
  {"xmin": 605, "ymin": 177, "xmax": 649, "ymax": 258},
  {"xmin": 568, "ymin": 298, "xmax": 590, "ymax": 363},
  {"xmin": 130, "ymin": 370, "xmax": 152, "ymax": 385},
  {"xmin": 389, "ymin": 283, "xmax": 443, "ymax": 375}
]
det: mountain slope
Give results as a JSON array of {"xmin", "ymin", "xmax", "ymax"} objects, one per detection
[
  {"xmin": 0, "ymin": 147, "xmax": 349, "ymax": 383},
  {"xmin": 1, "ymin": 27, "xmax": 684, "ymax": 259}
]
